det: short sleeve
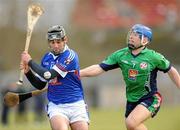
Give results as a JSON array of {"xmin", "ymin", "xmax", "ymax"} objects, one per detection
[
  {"xmin": 102, "ymin": 51, "xmax": 118, "ymax": 65},
  {"xmin": 156, "ymin": 53, "xmax": 171, "ymax": 73},
  {"xmin": 99, "ymin": 51, "xmax": 120, "ymax": 71}
]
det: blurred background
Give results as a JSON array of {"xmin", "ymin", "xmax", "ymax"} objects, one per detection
[{"xmin": 0, "ymin": 0, "xmax": 180, "ymax": 130}]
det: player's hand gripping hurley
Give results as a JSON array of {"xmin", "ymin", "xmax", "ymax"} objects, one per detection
[
  {"xmin": 4, "ymin": 87, "xmax": 47, "ymax": 107},
  {"xmin": 17, "ymin": 3, "xmax": 44, "ymax": 85}
]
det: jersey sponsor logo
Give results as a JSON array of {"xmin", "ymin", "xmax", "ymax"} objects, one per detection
[
  {"xmin": 140, "ymin": 62, "xmax": 147, "ymax": 69},
  {"xmin": 128, "ymin": 69, "xmax": 138, "ymax": 81},
  {"xmin": 49, "ymin": 77, "xmax": 62, "ymax": 86}
]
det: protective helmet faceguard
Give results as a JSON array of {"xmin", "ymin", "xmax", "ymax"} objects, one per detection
[
  {"xmin": 127, "ymin": 24, "xmax": 152, "ymax": 50},
  {"xmin": 131, "ymin": 24, "xmax": 152, "ymax": 42},
  {"xmin": 47, "ymin": 25, "xmax": 66, "ymax": 41}
]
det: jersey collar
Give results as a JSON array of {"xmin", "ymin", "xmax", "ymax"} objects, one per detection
[
  {"xmin": 49, "ymin": 44, "xmax": 69, "ymax": 59},
  {"xmin": 61, "ymin": 44, "xmax": 69, "ymax": 53},
  {"xmin": 130, "ymin": 47, "xmax": 147, "ymax": 57},
  {"xmin": 140, "ymin": 47, "xmax": 148, "ymax": 54}
]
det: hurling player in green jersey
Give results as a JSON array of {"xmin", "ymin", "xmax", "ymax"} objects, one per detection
[{"xmin": 80, "ymin": 24, "xmax": 180, "ymax": 130}]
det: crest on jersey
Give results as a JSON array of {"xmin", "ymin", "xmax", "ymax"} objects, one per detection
[
  {"xmin": 128, "ymin": 69, "xmax": 138, "ymax": 81},
  {"xmin": 64, "ymin": 58, "xmax": 71, "ymax": 65},
  {"xmin": 140, "ymin": 62, "xmax": 147, "ymax": 69}
]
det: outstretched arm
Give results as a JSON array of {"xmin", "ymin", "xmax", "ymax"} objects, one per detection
[
  {"xmin": 80, "ymin": 64, "xmax": 105, "ymax": 77},
  {"xmin": 168, "ymin": 66, "xmax": 180, "ymax": 88}
]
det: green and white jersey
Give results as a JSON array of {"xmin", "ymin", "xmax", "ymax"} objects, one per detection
[{"xmin": 100, "ymin": 47, "xmax": 171, "ymax": 102}]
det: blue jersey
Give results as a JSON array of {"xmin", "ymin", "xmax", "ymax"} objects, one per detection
[{"xmin": 41, "ymin": 46, "xmax": 84, "ymax": 104}]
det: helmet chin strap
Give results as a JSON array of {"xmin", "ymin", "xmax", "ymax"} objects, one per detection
[
  {"xmin": 128, "ymin": 35, "xmax": 148, "ymax": 50},
  {"xmin": 51, "ymin": 44, "xmax": 68, "ymax": 55},
  {"xmin": 128, "ymin": 43, "xmax": 143, "ymax": 50}
]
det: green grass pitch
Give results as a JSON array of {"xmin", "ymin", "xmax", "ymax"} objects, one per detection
[{"xmin": 1, "ymin": 106, "xmax": 180, "ymax": 130}]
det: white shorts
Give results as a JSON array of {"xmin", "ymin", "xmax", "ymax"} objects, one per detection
[{"xmin": 46, "ymin": 100, "xmax": 90, "ymax": 124}]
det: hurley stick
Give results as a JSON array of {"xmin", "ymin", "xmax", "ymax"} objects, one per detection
[
  {"xmin": 4, "ymin": 87, "xmax": 47, "ymax": 107},
  {"xmin": 17, "ymin": 3, "xmax": 44, "ymax": 85}
]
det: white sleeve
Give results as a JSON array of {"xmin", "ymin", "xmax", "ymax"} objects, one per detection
[{"xmin": 52, "ymin": 65, "xmax": 68, "ymax": 78}]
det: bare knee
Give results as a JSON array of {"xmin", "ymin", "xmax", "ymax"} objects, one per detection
[
  {"xmin": 70, "ymin": 121, "xmax": 88, "ymax": 130},
  {"xmin": 51, "ymin": 123, "xmax": 68, "ymax": 130},
  {"xmin": 50, "ymin": 116, "xmax": 69, "ymax": 130},
  {"xmin": 125, "ymin": 118, "xmax": 137, "ymax": 130},
  {"xmin": 125, "ymin": 118, "xmax": 148, "ymax": 130}
]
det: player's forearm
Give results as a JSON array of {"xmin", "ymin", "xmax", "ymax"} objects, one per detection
[
  {"xmin": 80, "ymin": 64, "xmax": 104, "ymax": 77},
  {"xmin": 168, "ymin": 66, "xmax": 180, "ymax": 88},
  {"xmin": 25, "ymin": 70, "xmax": 47, "ymax": 90},
  {"xmin": 28, "ymin": 60, "xmax": 59, "ymax": 80}
]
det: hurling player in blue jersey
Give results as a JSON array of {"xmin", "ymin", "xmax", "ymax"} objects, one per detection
[{"xmin": 20, "ymin": 25, "xmax": 89, "ymax": 130}]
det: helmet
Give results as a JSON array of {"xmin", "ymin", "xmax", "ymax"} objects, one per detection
[
  {"xmin": 131, "ymin": 24, "xmax": 152, "ymax": 42},
  {"xmin": 47, "ymin": 25, "xmax": 66, "ymax": 41}
]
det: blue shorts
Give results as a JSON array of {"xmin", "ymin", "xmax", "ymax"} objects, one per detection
[{"xmin": 125, "ymin": 92, "xmax": 162, "ymax": 118}]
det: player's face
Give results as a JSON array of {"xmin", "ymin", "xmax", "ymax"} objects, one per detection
[
  {"xmin": 128, "ymin": 31, "xmax": 142, "ymax": 47},
  {"xmin": 49, "ymin": 39, "xmax": 66, "ymax": 55},
  {"xmin": 127, "ymin": 31, "xmax": 149, "ymax": 50}
]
